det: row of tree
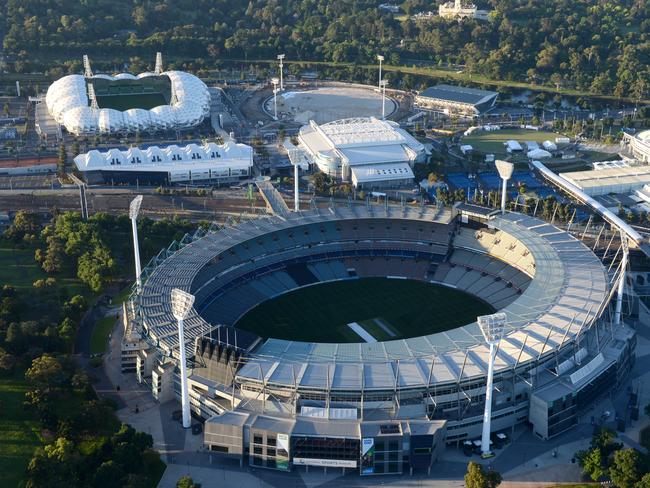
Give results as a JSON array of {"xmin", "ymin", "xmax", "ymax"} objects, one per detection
[{"xmin": 2, "ymin": 0, "xmax": 649, "ymax": 99}]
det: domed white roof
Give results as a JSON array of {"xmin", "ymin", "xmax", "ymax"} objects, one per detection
[
  {"xmin": 45, "ymin": 70, "xmax": 210, "ymax": 136},
  {"xmin": 114, "ymin": 73, "xmax": 137, "ymax": 80}
]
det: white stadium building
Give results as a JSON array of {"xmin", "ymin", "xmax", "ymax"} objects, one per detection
[
  {"xmin": 621, "ymin": 130, "xmax": 650, "ymax": 163},
  {"xmin": 45, "ymin": 61, "xmax": 210, "ymax": 136},
  {"xmin": 73, "ymin": 141, "xmax": 253, "ymax": 185},
  {"xmin": 297, "ymin": 117, "xmax": 427, "ymax": 190}
]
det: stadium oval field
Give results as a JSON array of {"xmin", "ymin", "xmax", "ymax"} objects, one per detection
[{"xmin": 235, "ymin": 277, "xmax": 495, "ymax": 343}]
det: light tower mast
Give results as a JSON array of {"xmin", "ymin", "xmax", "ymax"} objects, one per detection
[
  {"xmin": 83, "ymin": 54, "xmax": 93, "ymax": 78},
  {"xmin": 477, "ymin": 312, "xmax": 506, "ymax": 458},
  {"xmin": 377, "ymin": 54, "xmax": 384, "ymax": 92},
  {"xmin": 277, "ymin": 54, "xmax": 285, "ymax": 91},
  {"xmin": 495, "ymin": 160, "xmax": 514, "ymax": 214},
  {"xmin": 129, "ymin": 195, "xmax": 143, "ymax": 289},
  {"xmin": 614, "ymin": 235, "xmax": 629, "ymax": 325},
  {"xmin": 170, "ymin": 288, "xmax": 195, "ymax": 429},
  {"xmin": 380, "ymin": 79, "xmax": 388, "ymax": 119},
  {"xmin": 155, "ymin": 52, "xmax": 164, "ymax": 75},
  {"xmin": 293, "ymin": 162, "xmax": 300, "ymax": 212},
  {"xmin": 271, "ymin": 77, "xmax": 280, "ymax": 120}
]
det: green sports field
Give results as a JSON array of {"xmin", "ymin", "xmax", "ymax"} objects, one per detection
[
  {"xmin": 90, "ymin": 76, "xmax": 171, "ymax": 111},
  {"xmin": 462, "ymin": 128, "xmax": 565, "ymax": 157},
  {"xmin": 235, "ymin": 278, "xmax": 494, "ymax": 343}
]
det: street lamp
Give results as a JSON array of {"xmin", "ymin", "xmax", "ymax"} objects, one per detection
[
  {"xmin": 380, "ymin": 79, "xmax": 388, "ymax": 119},
  {"xmin": 377, "ymin": 55, "xmax": 384, "ymax": 92},
  {"xmin": 478, "ymin": 312, "xmax": 506, "ymax": 458},
  {"xmin": 171, "ymin": 288, "xmax": 195, "ymax": 429},
  {"xmin": 495, "ymin": 160, "xmax": 514, "ymax": 214},
  {"xmin": 129, "ymin": 195, "xmax": 143, "ymax": 289},
  {"xmin": 277, "ymin": 54, "xmax": 285, "ymax": 91},
  {"xmin": 271, "ymin": 77, "xmax": 280, "ymax": 120}
]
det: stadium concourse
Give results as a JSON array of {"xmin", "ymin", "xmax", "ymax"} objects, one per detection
[{"xmin": 121, "ymin": 203, "xmax": 636, "ymax": 476}]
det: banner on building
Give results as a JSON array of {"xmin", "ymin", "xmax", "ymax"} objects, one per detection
[{"xmin": 361, "ymin": 438, "xmax": 375, "ymax": 474}]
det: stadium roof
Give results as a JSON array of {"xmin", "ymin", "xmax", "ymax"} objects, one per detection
[
  {"xmin": 559, "ymin": 166, "xmax": 650, "ymax": 196},
  {"xmin": 73, "ymin": 141, "xmax": 252, "ymax": 175},
  {"xmin": 45, "ymin": 71, "xmax": 210, "ymax": 136},
  {"xmin": 138, "ymin": 207, "xmax": 609, "ymax": 392},
  {"xmin": 418, "ymin": 84, "xmax": 498, "ymax": 106},
  {"xmin": 298, "ymin": 117, "xmax": 426, "ymax": 171}
]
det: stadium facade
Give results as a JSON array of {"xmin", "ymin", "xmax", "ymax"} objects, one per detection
[
  {"xmin": 297, "ymin": 117, "xmax": 427, "ymax": 190},
  {"xmin": 621, "ymin": 130, "xmax": 650, "ymax": 163},
  {"xmin": 73, "ymin": 141, "xmax": 253, "ymax": 185},
  {"xmin": 123, "ymin": 204, "xmax": 634, "ymax": 475},
  {"xmin": 415, "ymin": 84, "xmax": 498, "ymax": 118},
  {"xmin": 45, "ymin": 66, "xmax": 210, "ymax": 136}
]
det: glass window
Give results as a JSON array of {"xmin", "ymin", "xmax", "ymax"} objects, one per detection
[
  {"xmin": 253, "ymin": 446, "xmax": 263, "ymax": 455},
  {"xmin": 253, "ymin": 435, "xmax": 263, "ymax": 445}
]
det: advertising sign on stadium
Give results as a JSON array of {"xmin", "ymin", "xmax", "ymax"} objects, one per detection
[
  {"xmin": 292, "ymin": 458, "xmax": 357, "ymax": 468},
  {"xmin": 361, "ymin": 438, "xmax": 375, "ymax": 474}
]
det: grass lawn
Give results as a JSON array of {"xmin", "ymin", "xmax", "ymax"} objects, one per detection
[
  {"xmin": 0, "ymin": 371, "xmax": 43, "ymax": 488},
  {"xmin": 0, "ymin": 242, "xmax": 46, "ymax": 291},
  {"xmin": 235, "ymin": 277, "xmax": 494, "ymax": 343},
  {"xmin": 90, "ymin": 316, "xmax": 118, "ymax": 355},
  {"xmin": 462, "ymin": 128, "xmax": 565, "ymax": 157}
]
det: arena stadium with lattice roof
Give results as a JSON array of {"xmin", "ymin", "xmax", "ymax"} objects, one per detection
[
  {"xmin": 45, "ymin": 55, "xmax": 210, "ymax": 136},
  {"xmin": 124, "ymin": 204, "xmax": 635, "ymax": 475}
]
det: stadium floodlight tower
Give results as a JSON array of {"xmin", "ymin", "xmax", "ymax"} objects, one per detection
[
  {"xmin": 478, "ymin": 312, "xmax": 506, "ymax": 458},
  {"xmin": 380, "ymin": 79, "xmax": 388, "ymax": 119},
  {"xmin": 129, "ymin": 195, "xmax": 143, "ymax": 289},
  {"xmin": 170, "ymin": 288, "xmax": 195, "ymax": 429},
  {"xmin": 277, "ymin": 54, "xmax": 285, "ymax": 91},
  {"xmin": 614, "ymin": 235, "xmax": 629, "ymax": 325},
  {"xmin": 271, "ymin": 77, "xmax": 280, "ymax": 120},
  {"xmin": 495, "ymin": 160, "xmax": 514, "ymax": 214},
  {"xmin": 377, "ymin": 54, "xmax": 385, "ymax": 91},
  {"xmin": 293, "ymin": 160, "xmax": 300, "ymax": 212}
]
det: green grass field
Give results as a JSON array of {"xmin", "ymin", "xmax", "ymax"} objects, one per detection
[
  {"xmin": 90, "ymin": 316, "xmax": 118, "ymax": 355},
  {"xmin": 0, "ymin": 243, "xmax": 47, "ymax": 291},
  {"xmin": 235, "ymin": 278, "xmax": 494, "ymax": 343},
  {"xmin": 462, "ymin": 128, "xmax": 565, "ymax": 158},
  {"xmin": 0, "ymin": 372, "xmax": 43, "ymax": 488},
  {"xmin": 95, "ymin": 93, "xmax": 168, "ymax": 111}
]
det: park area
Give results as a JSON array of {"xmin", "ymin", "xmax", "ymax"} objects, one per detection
[{"xmin": 235, "ymin": 277, "xmax": 494, "ymax": 343}]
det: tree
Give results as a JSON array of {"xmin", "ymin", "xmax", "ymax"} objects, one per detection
[
  {"xmin": 464, "ymin": 461, "xmax": 502, "ymax": 488},
  {"xmin": 609, "ymin": 449, "xmax": 642, "ymax": 488},
  {"xmin": 577, "ymin": 447, "xmax": 606, "ymax": 481},
  {"xmin": 176, "ymin": 476, "xmax": 201, "ymax": 488},
  {"xmin": 26, "ymin": 354, "xmax": 66, "ymax": 389},
  {"xmin": 93, "ymin": 461, "xmax": 125, "ymax": 488},
  {"xmin": 0, "ymin": 347, "xmax": 16, "ymax": 371},
  {"xmin": 77, "ymin": 245, "xmax": 115, "ymax": 292},
  {"xmin": 636, "ymin": 473, "xmax": 650, "ymax": 488},
  {"xmin": 57, "ymin": 144, "xmax": 67, "ymax": 177}
]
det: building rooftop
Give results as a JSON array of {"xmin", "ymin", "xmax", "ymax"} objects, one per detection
[{"xmin": 418, "ymin": 84, "xmax": 498, "ymax": 106}]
